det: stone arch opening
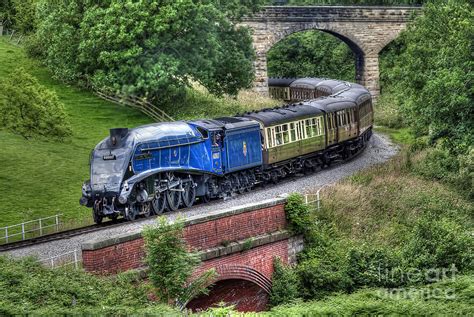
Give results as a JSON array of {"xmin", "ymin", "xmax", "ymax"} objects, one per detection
[
  {"xmin": 186, "ymin": 265, "xmax": 272, "ymax": 312},
  {"xmin": 186, "ymin": 279, "xmax": 269, "ymax": 312},
  {"xmin": 266, "ymin": 27, "xmax": 364, "ymax": 83}
]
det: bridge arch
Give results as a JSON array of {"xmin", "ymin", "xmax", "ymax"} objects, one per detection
[
  {"xmin": 265, "ymin": 25, "xmax": 366, "ymax": 84},
  {"xmin": 240, "ymin": 6, "xmax": 420, "ymax": 100},
  {"xmin": 186, "ymin": 265, "xmax": 272, "ymax": 312}
]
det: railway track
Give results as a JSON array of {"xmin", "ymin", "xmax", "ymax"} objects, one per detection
[{"xmin": 0, "ymin": 219, "xmax": 132, "ymax": 252}]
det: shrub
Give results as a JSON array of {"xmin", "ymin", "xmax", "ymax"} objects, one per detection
[
  {"xmin": 0, "ymin": 68, "xmax": 72, "ymax": 140},
  {"xmin": 143, "ymin": 217, "xmax": 216, "ymax": 307},
  {"xmin": 402, "ymin": 215, "xmax": 473, "ymax": 273},
  {"xmin": 0, "ymin": 255, "xmax": 175, "ymax": 315},
  {"xmin": 270, "ymin": 258, "xmax": 300, "ymax": 307},
  {"xmin": 346, "ymin": 246, "xmax": 403, "ymax": 289},
  {"xmin": 285, "ymin": 193, "xmax": 312, "ymax": 235},
  {"xmin": 412, "ymin": 147, "xmax": 474, "ymax": 199}
]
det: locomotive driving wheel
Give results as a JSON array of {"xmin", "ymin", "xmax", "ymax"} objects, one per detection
[
  {"xmin": 93, "ymin": 201, "xmax": 103, "ymax": 224},
  {"xmin": 151, "ymin": 192, "xmax": 166, "ymax": 215},
  {"xmin": 142, "ymin": 202, "xmax": 153, "ymax": 218},
  {"xmin": 181, "ymin": 176, "xmax": 196, "ymax": 208},
  {"xmin": 126, "ymin": 204, "xmax": 138, "ymax": 221},
  {"xmin": 166, "ymin": 189, "xmax": 181, "ymax": 211}
]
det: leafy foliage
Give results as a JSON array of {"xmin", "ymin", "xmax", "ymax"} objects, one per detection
[
  {"xmin": 0, "ymin": 67, "xmax": 72, "ymax": 140},
  {"xmin": 143, "ymin": 217, "xmax": 216, "ymax": 307},
  {"xmin": 266, "ymin": 275, "xmax": 474, "ymax": 316},
  {"xmin": 0, "ymin": 256, "xmax": 175, "ymax": 315},
  {"xmin": 267, "ymin": 0, "xmax": 426, "ymax": 4},
  {"xmin": 284, "ymin": 193, "xmax": 312, "ymax": 234},
  {"xmin": 385, "ymin": 0, "xmax": 473, "ymax": 154},
  {"xmin": 267, "ymin": 31, "xmax": 355, "ymax": 81},
  {"xmin": 11, "ymin": 0, "xmax": 38, "ymax": 34},
  {"xmin": 270, "ymin": 258, "xmax": 300, "ymax": 306},
  {"xmin": 0, "ymin": 0, "xmax": 15, "ymax": 28},
  {"xmin": 402, "ymin": 215, "xmax": 473, "ymax": 272},
  {"xmin": 29, "ymin": 0, "xmax": 260, "ymax": 103}
]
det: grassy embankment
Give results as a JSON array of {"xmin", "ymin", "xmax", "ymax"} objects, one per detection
[{"xmin": 0, "ymin": 37, "xmax": 278, "ymax": 228}]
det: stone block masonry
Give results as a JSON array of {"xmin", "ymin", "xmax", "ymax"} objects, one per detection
[{"xmin": 240, "ymin": 6, "xmax": 421, "ymax": 100}]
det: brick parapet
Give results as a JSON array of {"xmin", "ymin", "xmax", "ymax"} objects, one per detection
[{"xmin": 81, "ymin": 197, "xmax": 289, "ymax": 274}]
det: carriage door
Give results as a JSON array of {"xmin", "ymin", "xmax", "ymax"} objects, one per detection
[{"xmin": 211, "ymin": 131, "xmax": 223, "ymax": 173}]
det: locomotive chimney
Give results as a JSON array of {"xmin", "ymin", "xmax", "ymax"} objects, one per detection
[{"xmin": 109, "ymin": 128, "xmax": 129, "ymax": 146}]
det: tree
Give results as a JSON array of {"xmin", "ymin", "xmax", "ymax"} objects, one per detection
[
  {"xmin": 0, "ymin": 0, "xmax": 15, "ymax": 29},
  {"xmin": 388, "ymin": 0, "xmax": 473, "ymax": 153},
  {"xmin": 0, "ymin": 68, "xmax": 72, "ymax": 140},
  {"xmin": 267, "ymin": 30, "xmax": 355, "ymax": 81},
  {"xmin": 270, "ymin": 257, "xmax": 300, "ymax": 306},
  {"xmin": 143, "ymin": 217, "xmax": 216, "ymax": 308},
  {"xmin": 29, "ymin": 0, "xmax": 262, "ymax": 103},
  {"xmin": 12, "ymin": 0, "xmax": 38, "ymax": 34}
]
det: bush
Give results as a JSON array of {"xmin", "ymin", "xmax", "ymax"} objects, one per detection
[
  {"xmin": 143, "ymin": 217, "xmax": 216, "ymax": 307},
  {"xmin": 346, "ymin": 247, "xmax": 403, "ymax": 289},
  {"xmin": 401, "ymin": 215, "xmax": 473, "ymax": 273},
  {"xmin": 0, "ymin": 68, "xmax": 72, "ymax": 140},
  {"xmin": 0, "ymin": 256, "xmax": 175, "ymax": 315},
  {"xmin": 270, "ymin": 258, "xmax": 300, "ymax": 306},
  {"xmin": 285, "ymin": 193, "xmax": 312, "ymax": 235},
  {"xmin": 412, "ymin": 147, "xmax": 474, "ymax": 199}
]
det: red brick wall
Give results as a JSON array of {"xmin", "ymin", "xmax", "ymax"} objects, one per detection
[
  {"xmin": 192, "ymin": 239, "xmax": 288, "ymax": 281},
  {"xmin": 183, "ymin": 204, "xmax": 286, "ymax": 250},
  {"xmin": 82, "ymin": 238, "xmax": 145, "ymax": 274},
  {"xmin": 82, "ymin": 202, "xmax": 287, "ymax": 275}
]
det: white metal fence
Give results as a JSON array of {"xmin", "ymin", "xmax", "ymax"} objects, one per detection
[
  {"xmin": 1, "ymin": 214, "xmax": 63, "ymax": 244},
  {"xmin": 0, "ymin": 27, "xmax": 24, "ymax": 44},
  {"xmin": 41, "ymin": 249, "xmax": 82, "ymax": 269},
  {"xmin": 304, "ymin": 183, "xmax": 332, "ymax": 211}
]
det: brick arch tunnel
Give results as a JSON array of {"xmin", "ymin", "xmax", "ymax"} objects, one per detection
[{"xmin": 186, "ymin": 265, "xmax": 272, "ymax": 312}]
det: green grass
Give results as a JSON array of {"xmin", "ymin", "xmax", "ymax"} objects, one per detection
[
  {"xmin": 0, "ymin": 37, "xmax": 152, "ymax": 227},
  {"xmin": 375, "ymin": 126, "xmax": 416, "ymax": 145}
]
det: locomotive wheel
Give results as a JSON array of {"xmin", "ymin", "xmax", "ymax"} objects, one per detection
[
  {"xmin": 126, "ymin": 205, "xmax": 137, "ymax": 221},
  {"xmin": 181, "ymin": 178, "xmax": 196, "ymax": 208},
  {"xmin": 166, "ymin": 190, "xmax": 181, "ymax": 211},
  {"xmin": 110, "ymin": 213, "xmax": 119, "ymax": 222},
  {"xmin": 200, "ymin": 193, "xmax": 211, "ymax": 203},
  {"xmin": 142, "ymin": 202, "xmax": 153, "ymax": 218},
  {"xmin": 93, "ymin": 209, "xmax": 103, "ymax": 225},
  {"xmin": 151, "ymin": 192, "xmax": 166, "ymax": 215}
]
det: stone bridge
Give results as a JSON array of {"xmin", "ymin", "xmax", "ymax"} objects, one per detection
[
  {"xmin": 81, "ymin": 197, "xmax": 303, "ymax": 312},
  {"xmin": 241, "ymin": 6, "xmax": 421, "ymax": 99}
]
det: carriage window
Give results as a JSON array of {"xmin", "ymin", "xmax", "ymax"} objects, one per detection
[
  {"xmin": 290, "ymin": 122, "xmax": 297, "ymax": 141},
  {"xmin": 275, "ymin": 126, "xmax": 283, "ymax": 145},
  {"xmin": 282, "ymin": 124, "xmax": 289, "ymax": 143},
  {"xmin": 266, "ymin": 128, "xmax": 272, "ymax": 148}
]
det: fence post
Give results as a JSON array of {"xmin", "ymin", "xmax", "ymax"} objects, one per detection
[
  {"xmin": 0, "ymin": 22, "xmax": 3, "ymax": 36},
  {"xmin": 50, "ymin": 258, "xmax": 54, "ymax": 268},
  {"xmin": 74, "ymin": 250, "xmax": 78, "ymax": 269},
  {"xmin": 9, "ymin": 30, "xmax": 14, "ymax": 41},
  {"xmin": 39, "ymin": 218, "xmax": 43, "ymax": 236},
  {"xmin": 55, "ymin": 215, "xmax": 59, "ymax": 231},
  {"xmin": 4, "ymin": 227, "xmax": 7, "ymax": 243},
  {"xmin": 317, "ymin": 191, "xmax": 321, "ymax": 211},
  {"xmin": 21, "ymin": 223, "xmax": 25, "ymax": 240}
]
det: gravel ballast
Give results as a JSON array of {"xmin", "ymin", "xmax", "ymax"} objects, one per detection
[{"xmin": 4, "ymin": 132, "xmax": 398, "ymax": 261}]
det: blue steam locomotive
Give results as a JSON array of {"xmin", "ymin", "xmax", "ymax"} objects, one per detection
[{"xmin": 80, "ymin": 78, "xmax": 373, "ymax": 223}]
